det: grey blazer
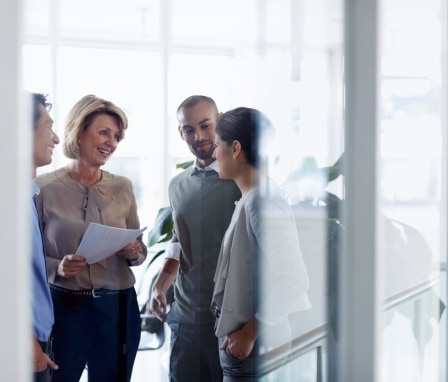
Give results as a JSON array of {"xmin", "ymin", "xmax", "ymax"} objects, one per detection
[{"xmin": 212, "ymin": 183, "xmax": 311, "ymax": 338}]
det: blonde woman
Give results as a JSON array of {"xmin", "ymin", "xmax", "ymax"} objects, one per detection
[{"xmin": 36, "ymin": 95, "xmax": 147, "ymax": 382}]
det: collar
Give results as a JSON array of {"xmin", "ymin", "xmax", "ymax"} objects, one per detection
[{"xmin": 190, "ymin": 159, "xmax": 219, "ymax": 176}]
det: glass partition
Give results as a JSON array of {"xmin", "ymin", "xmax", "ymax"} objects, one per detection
[
  {"xmin": 378, "ymin": 0, "xmax": 446, "ymax": 380},
  {"xmin": 20, "ymin": 0, "xmax": 448, "ymax": 381}
]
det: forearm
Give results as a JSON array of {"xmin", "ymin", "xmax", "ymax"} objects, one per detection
[
  {"xmin": 152, "ymin": 258, "xmax": 179, "ymax": 294},
  {"xmin": 241, "ymin": 317, "xmax": 258, "ymax": 341},
  {"xmin": 150, "ymin": 258, "xmax": 179, "ymax": 321}
]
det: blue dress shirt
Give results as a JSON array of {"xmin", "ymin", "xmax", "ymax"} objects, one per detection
[{"xmin": 32, "ymin": 181, "xmax": 54, "ymax": 342}]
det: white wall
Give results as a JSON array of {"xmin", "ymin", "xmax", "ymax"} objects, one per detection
[{"xmin": 0, "ymin": 0, "xmax": 32, "ymax": 381}]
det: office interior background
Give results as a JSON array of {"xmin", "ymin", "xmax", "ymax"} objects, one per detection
[{"xmin": 1, "ymin": 0, "xmax": 447, "ymax": 380}]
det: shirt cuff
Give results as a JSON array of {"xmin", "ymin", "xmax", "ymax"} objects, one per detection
[{"xmin": 165, "ymin": 242, "xmax": 181, "ymax": 261}]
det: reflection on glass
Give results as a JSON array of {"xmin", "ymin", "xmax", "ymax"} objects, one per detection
[
  {"xmin": 22, "ymin": 0, "xmax": 349, "ymax": 381},
  {"xmin": 379, "ymin": 0, "xmax": 445, "ymax": 380}
]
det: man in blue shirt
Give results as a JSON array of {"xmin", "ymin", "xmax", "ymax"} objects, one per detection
[{"xmin": 31, "ymin": 93, "xmax": 60, "ymax": 381}]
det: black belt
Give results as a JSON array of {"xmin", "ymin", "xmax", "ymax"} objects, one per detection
[{"xmin": 50, "ymin": 284, "xmax": 125, "ymax": 298}]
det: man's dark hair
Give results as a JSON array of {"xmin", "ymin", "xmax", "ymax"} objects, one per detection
[
  {"xmin": 32, "ymin": 93, "xmax": 52, "ymax": 129},
  {"xmin": 176, "ymin": 95, "xmax": 218, "ymax": 120}
]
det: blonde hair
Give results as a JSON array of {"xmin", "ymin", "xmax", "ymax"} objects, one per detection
[{"xmin": 63, "ymin": 94, "xmax": 128, "ymax": 159}]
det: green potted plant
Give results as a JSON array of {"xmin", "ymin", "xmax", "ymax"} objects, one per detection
[{"xmin": 145, "ymin": 160, "xmax": 194, "ymax": 268}]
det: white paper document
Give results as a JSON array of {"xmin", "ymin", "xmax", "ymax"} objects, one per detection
[{"xmin": 76, "ymin": 222, "xmax": 147, "ymax": 264}]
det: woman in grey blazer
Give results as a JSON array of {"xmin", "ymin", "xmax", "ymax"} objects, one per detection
[{"xmin": 211, "ymin": 107, "xmax": 311, "ymax": 381}]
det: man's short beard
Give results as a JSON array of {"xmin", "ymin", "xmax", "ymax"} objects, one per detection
[{"xmin": 195, "ymin": 150, "xmax": 213, "ymax": 160}]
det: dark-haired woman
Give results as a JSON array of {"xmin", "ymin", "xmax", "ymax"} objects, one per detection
[{"xmin": 211, "ymin": 107, "xmax": 311, "ymax": 381}]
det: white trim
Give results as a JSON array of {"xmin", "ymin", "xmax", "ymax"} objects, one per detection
[
  {"xmin": 338, "ymin": 0, "xmax": 382, "ymax": 381},
  {"xmin": 442, "ymin": 0, "xmax": 448, "ymax": 379},
  {"xmin": 0, "ymin": 0, "xmax": 31, "ymax": 380}
]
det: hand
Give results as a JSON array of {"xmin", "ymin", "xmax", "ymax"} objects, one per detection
[
  {"xmin": 150, "ymin": 289, "xmax": 168, "ymax": 322},
  {"xmin": 35, "ymin": 351, "xmax": 58, "ymax": 373},
  {"xmin": 220, "ymin": 319, "xmax": 257, "ymax": 360},
  {"xmin": 57, "ymin": 254, "xmax": 87, "ymax": 278},
  {"xmin": 115, "ymin": 239, "xmax": 142, "ymax": 261},
  {"xmin": 220, "ymin": 332, "xmax": 255, "ymax": 360},
  {"xmin": 33, "ymin": 337, "xmax": 58, "ymax": 373}
]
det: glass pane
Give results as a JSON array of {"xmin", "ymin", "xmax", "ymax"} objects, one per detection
[
  {"xmin": 257, "ymin": 0, "xmax": 344, "ymax": 379},
  {"xmin": 24, "ymin": 43, "xmax": 164, "ymax": 230},
  {"xmin": 25, "ymin": 0, "xmax": 160, "ymax": 43},
  {"xmin": 23, "ymin": 45, "xmax": 52, "ymax": 96},
  {"xmin": 58, "ymin": 46, "xmax": 163, "ymax": 225},
  {"xmin": 171, "ymin": 0, "xmax": 258, "ymax": 46},
  {"xmin": 23, "ymin": 0, "xmax": 346, "ymax": 380},
  {"xmin": 60, "ymin": 0, "xmax": 160, "ymax": 42},
  {"xmin": 259, "ymin": 349, "xmax": 320, "ymax": 382},
  {"xmin": 379, "ymin": 0, "xmax": 446, "ymax": 380},
  {"xmin": 24, "ymin": 0, "xmax": 50, "ymax": 39},
  {"xmin": 167, "ymin": 53, "xmax": 235, "ymax": 165}
]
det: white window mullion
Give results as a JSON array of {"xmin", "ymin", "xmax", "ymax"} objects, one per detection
[
  {"xmin": 442, "ymin": 0, "xmax": 448, "ymax": 379},
  {"xmin": 0, "ymin": 0, "xmax": 30, "ymax": 380},
  {"xmin": 160, "ymin": 0, "xmax": 172, "ymax": 207},
  {"xmin": 338, "ymin": 0, "xmax": 382, "ymax": 381}
]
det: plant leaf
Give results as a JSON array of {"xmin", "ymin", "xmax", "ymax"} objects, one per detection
[
  {"xmin": 147, "ymin": 207, "xmax": 174, "ymax": 247},
  {"xmin": 176, "ymin": 160, "xmax": 194, "ymax": 169},
  {"xmin": 146, "ymin": 249, "xmax": 167, "ymax": 270}
]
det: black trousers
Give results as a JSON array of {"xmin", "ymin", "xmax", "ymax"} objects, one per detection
[{"xmin": 49, "ymin": 286, "xmax": 141, "ymax": 382}]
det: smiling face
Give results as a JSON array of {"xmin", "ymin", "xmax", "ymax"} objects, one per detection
[
  {"xmin": 77, "ymin": 113, "xmax": 120, "ymax": 167},
  {"xmin": 178, "ymin": 101, "xmax": 218, "ymax": 167},
  {"xmin": 33, "ymin": 104, "xmax": 59, "ymax": 170}
]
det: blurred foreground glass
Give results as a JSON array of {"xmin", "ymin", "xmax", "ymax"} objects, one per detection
[{"xmin": 378, "ymin": 1, "xmax": 446, "ymax": 380}]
